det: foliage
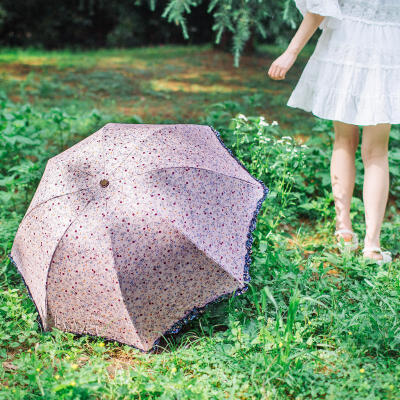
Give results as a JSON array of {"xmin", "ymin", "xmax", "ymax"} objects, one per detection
[
  {"xmin": 0, "ymin": 46, "xmax": 399, "ymax": 399},
  {"xmin": 141, "ymin": 0, "xmax": 303, "ymax": 66},
  {"xmin": 204, "ymin": 100, "xmax": 400, "ymax": 227},
  {"xmin": 0, "ymin": 0, "xmax": 213, "ymax": 48},
  {"xmin": 0, "ymin": 0, "xmax": 305, "ymax": 66},
  {"xmin": 0, "ymin": 91, "xmax": 109, "ymax": 231}
]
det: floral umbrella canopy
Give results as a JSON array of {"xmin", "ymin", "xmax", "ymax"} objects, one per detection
[{"xmin": 8, "ymin": 123, "xmax": 268, "ymax": 352}]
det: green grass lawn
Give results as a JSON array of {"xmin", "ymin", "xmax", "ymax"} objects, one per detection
[
  {"xmin": 0, "ymin": 44, "xmax": 399, "ymax": 399},
  {"xmin": 0, "ymin": 44, "xmax": 317, "ymax": 130}
]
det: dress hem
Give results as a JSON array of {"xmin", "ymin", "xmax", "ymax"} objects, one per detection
[{"xmin": 286, "ymin": 102, "xmax": 400, "ymax": 126}]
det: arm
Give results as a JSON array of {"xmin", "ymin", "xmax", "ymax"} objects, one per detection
[{"xmin": 268, "ymin": 12, "xmax": 325, "ymax": 80}]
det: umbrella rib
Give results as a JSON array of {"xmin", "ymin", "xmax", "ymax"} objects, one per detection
[
  {"xmin": 74, "ymin": 168, "xmax": 94, "ymax": 177},
  {"xmin": 160, "ymin": 216, "xmax": 244, "ymax": 286},
  {"xmin": 126, "ymin": 166, "xmax": 259, "ymax": 186},
  {"xmin": 20, "ymin": 187, "xmax": 93, "ymax": 225},
  {"xmin": 103, "ymin": 125, "xmax": 254, "ymax": 186},
  {"xmin": 44, "ymin": 196, "xmax": 95, "ymax": 323},
  {"xmin": 166, "ymin": 125, "xmax": 251, "ymax": 175},
  {"xmin": 106, "ymin": 125, "xmax": 239, "ymax": 181},
  {"xmin": 101, "ymin": 125, "xmax": 109, "ymax": 212},
  {"xmin": 48, "ymin": 151, "xmax": 95, "ymax": 178},
  {"xmin": 112, "ymin": 188, "xmax": 245, "ymax": 286},
  {"xmin": 104, "ymin": 217, "xmax": 148, "ymax": 351}
]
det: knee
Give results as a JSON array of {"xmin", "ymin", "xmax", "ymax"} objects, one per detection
[
  {"xmin": 361, "ymin": 142, "xmax": 388, "ymax": 164},
  {"xmin": 334, "ymin": 132, "xmax": 359, "ymax": 150}
]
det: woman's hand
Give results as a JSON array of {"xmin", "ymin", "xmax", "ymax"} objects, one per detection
[
  {"xmin": 267, "ymin": 12, "xmax": 325, "ymax": 80},
  {"xmin": 267, "ymin": 50, "xmax": 298, "ymax": 80}
]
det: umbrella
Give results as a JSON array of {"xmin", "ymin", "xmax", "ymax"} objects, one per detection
[{"xmin": 8, "ymin": 123, "xmax": 268, "ymax": 352}]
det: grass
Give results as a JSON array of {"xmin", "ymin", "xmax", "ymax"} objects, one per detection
[
  {"xmin": 0, "ymin": 44, "xmax": 316, "ymax": 130},
  {"xmin": 0, "ymin": 43, "xmax": 399, "ymax": 399}
]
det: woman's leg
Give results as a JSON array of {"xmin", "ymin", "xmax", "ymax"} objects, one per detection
[
  {"xmin": 361, "ymin": 123, "xmax": 391, "ymax": 259},
  {"xmin": 331, "ymin": 120, "xmax": 360, "ymax": 240}
]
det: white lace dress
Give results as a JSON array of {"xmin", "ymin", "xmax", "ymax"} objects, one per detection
[{"xmin": 286, "ymin": 0, "xmax": 400, "ymax": 126}]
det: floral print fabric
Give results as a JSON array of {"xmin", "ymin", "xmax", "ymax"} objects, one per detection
[{"xmin": 9, "ymin": 123, "xmax": 268, "ymax": 352}]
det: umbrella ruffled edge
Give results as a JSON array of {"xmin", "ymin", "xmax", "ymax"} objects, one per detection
[
  {"xmin": 6, "ymin": 124, "xmax": 269, "ymax": 354},
  {"xmin": 149, "ymin": 125, "xmax": 269, "ymax": 352}
]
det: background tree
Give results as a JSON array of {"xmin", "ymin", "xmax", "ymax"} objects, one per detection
[
  {"xmin": 0, "ymin": 0, "xmax": 212, "ymax": 48},
  {"xmin": 138, "ymin": 0, "xmax": 302, "ymax": 66},
  {"xmin": 0, "ymin": 0, "xmax": 302, "ymax": 66}
]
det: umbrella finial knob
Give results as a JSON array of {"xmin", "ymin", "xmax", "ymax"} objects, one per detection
[{"xmin": 100, "ymin": 179, "xmax": 109, "ymax": 188}]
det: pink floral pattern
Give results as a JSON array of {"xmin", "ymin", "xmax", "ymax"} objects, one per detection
[{"xmin": 8, "ymin": 123, "xmax": 268, "ymax": 352}]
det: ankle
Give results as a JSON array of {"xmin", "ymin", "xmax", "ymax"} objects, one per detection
[
  {"xmin": 363, "ymin": 240, "xmax": 380, "ymax": 249},
  {"xmin": 335, "ymin": 224, "xmax": 353, "ymax": 232}
]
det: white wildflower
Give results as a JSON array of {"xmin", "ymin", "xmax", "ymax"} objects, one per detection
[
  {"xmin": 281, "ymin": 136, "xmax": 292, "ymax": 140},
  {"xmin": 259, "ymin": 120, "xmax": 269, "ymax": 127},
  {"xmin": 237, "ymin": 114, "xmax": 248, "ymax": 121},
  {"xmin": 271, "ymin": 120, "xmax": 279, "ymax": 126}
]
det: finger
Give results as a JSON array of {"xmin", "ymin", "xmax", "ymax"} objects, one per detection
[
  {"xmin": 270, "ymin": 66, "xmax": 279, "ymax": 79},
  {"xmin": 267, "ymin": 65, "xmax": 275, "ymax": 78},
  {"xmin": 277, "ymin": 67, "xmax": 285, "ymax": 79},
  {"xmin": 270, "ymin": 68, "xmax": 280, "ymax": 80}
]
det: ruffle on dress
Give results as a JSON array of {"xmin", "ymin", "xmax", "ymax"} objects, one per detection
[
  {"xmin": 287, "ymin": 18, "xmax": 400, "ymax": 125},
  {"xmin": 294, "ymin": 0, "xmax": 343, "ymax": 30},
  {"xmin": 287, "ymin": 59, "xmax": 400, "ymax": 125}
]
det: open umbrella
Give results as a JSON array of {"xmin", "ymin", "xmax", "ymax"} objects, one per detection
[{"xmin": 8, "ymin": 123, "xmax": 268, "ymax": 352}]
